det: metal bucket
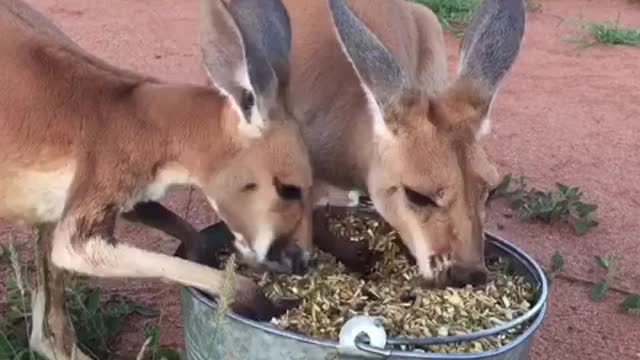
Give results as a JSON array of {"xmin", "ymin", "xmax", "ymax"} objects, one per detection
[{"xmin": 180, "ymin": 215, "xmax": 549, "ymax": 360}]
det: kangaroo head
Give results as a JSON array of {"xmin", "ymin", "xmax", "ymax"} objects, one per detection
[
  {"xmin": 328, "ymin": 0, "xmax": 526, "ymax": 285},
  {"xmin": 198, "ymin": 0, "xmax": 313, "ymax": 273}
]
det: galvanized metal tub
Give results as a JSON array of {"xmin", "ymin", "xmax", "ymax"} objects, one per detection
[{"xmin": 180, "ymin": 224, "xmax": 548, "ymax": 360}]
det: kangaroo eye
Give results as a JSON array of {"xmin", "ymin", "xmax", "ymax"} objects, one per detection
[
  {"xmin": 404, "ymin": 186, "xmax": 437, "ymax": 207},
  {"xmin": 277, "ymin": 184, "xmax": 302, "ymax": 200},
  {"xmin": 241, "ymin": 183, "xmax": 257, "ymax": 192}
]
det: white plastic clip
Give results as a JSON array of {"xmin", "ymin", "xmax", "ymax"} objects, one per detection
[{"xmin": 338, "ymin": 316, "xmax": 387, "ymax": 357}]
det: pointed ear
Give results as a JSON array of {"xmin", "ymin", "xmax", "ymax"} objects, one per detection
[
  {"xmin": 199, "ymin": 0, "xmax": 260, "ymax": 128},
  {"xmin": 327, "ymin": 0, "xmax": 406, "ymax": 138},
  {"xmin": 227, "ymin": 0, "xmax": 292, "ymax": 115},
  {"xmin": 199, "ymin": 0, "xmax": 292, "ymax": 128},
  {"xmin": 452, "ymin": 0, "xmax": 526, "ymax": 138}
]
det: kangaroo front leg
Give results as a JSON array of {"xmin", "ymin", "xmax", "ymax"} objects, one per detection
[
  {"xmin": 120, "ymin": 201, "xmax": 201, "ymax": 245},
  {"xmin": 50, "ymin": 205, "xmax": 286, "ymax": 321},
  {"xmin": 30, "ymin": 224, "xmax": 92, "ymax": 360}
]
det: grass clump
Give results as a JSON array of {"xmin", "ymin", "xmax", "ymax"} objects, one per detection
[
  {"xmin": 410, "ymin": 0, "xmax": 481, "ymax": 36},
  {"xmin": 410, "ymin": 0, "xmax": 541, "ymax": 36},
  {"xmin": 586, "ymin": 20, "xmax": 640, "ymax": 46},
  {"xmin": 567, "ymin": 15, "xmax": 640, "ymax": 48}
]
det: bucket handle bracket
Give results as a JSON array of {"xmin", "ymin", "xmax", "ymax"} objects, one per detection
[{"xmin": 337, "ymin": 316, "xmax": 389, "ymax": 358}]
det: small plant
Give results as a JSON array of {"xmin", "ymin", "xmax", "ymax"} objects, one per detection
[
  {"xmin": 590, "ymin": 255, "xmax": 614, "ymax": 301},
  {"xmin": 1, "ymin": 239, "xmax": 157, "ymax": 360},
  {"xmin": 410, "ymin": 0, "xmax": 541, "ymax": 36},
  {"xmin": 410, "ymin": 0, "xmax": 481, "ymax": 36},
  {"xmin": 620, "ymin": 294, "xmax": 640, "ymax": 314},
  {"xmin": 211, "ymin": 254, "xmax": 237, "ymax": 347},
  {"xmin": 546, "ymin": 250, "xmax": 565, "ymax": 283},
  {"xmin": 136, "ymin": 323, "xmax": 182, "ymax": 360},
  {"xmin": 0, "ymin": 240, "xmax": 41, "ymax": 360},
  {"xmin": 491, "ymin": 174, "xmax": 599, "ymax": 235},
  {"xmin": 589, "ymin": 256, "xmax": 640, "ymax": 314},
  {"xmin": 566, "ymin": 14, "xmax": 640, "ymax": 48},
  {"xmin": 526, "ymin": 0, "xmax": 542, "ymax": 12},
  {"xmin": 67, "ymin": 286, "xmax": 157, "ymax": 359}
]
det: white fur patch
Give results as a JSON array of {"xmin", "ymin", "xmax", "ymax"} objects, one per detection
[
  {"xmin": 475, "ymin": 87, "xmax": 499, "ymax": 140},
  {"xmin": 51, "ymin": 221, "xmax": 228, "ymax": 294},
  {"xmin": 312, "ymin": 182, "xmax": 361, "ymax": 208},
  {"xmin": 476, "ymin": 116, "xmax": 492, "ymax": 139},
  {"xmin": 29, "ymin": 286, "xmax": 47, "ymax": 354},
  {"xmin": 411, "ymin": 231, "xmax": 437, "ymax": 280},
  {"xmin": 232, "ymin": 231, "xmax": 256, "ymax": 261},
  {"xmin": 252, "ymin": 223, "xmax": 274, "ymax": 263},
  {"xmin": 0, "ymin": 161, "xmax": 76, "ymax": 224},
  {"xmin": 29, "ymin": 286, "xmax": 92, "ymax": 360},
  {"xmin": 143, "ymin": 163, "xmax": 196, "ymax": 201},
  {"xmin": 206, "ymin": 196, "xmax": 220, "ymax": 213},
  {"xmin": 362, "ymin": 84, "xmax": 394, "ymax": 141}
]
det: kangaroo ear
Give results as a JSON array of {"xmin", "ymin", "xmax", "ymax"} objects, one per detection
[
  {"xmin": 327, "ymin": 0, "xmax": 406, "ymax": 138},
  {"xmin": 448, "ymin": 0, "xmax": 526, "ymax": 138},
  {"xmin": 199, "ymin": 0, "xmax": 261, "ymax": 128},
  {"xmin": 199, "ymin": 0, "xmax": 293, "ymax": 125},
  {"xmin": 227, "ymin": 0, "xmax": 292, "ymax": 115}
]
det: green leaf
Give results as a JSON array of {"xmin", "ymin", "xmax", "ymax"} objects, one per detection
[
  {"xmin": 153, "ymin": 348, "xmax": 184, "ymax": 360},
  {"xmin": 575, "ymin": 202, "xmax": 598, "ymax": 218},
  {"xmin": 556, "ymin": 182, "xmax": 569, "ymax": 194},
  {"xmin": 574, "ymin": 218, "xmax": 599, "ymax": 235},
  {"xmin": 144, "ymin": 323, "xmax": 160, "ymax": 350},
  {"xmin": 131, "ymin": 302, "xmax": 157, "ymax": 317},
  {"xmin": 0, "ymin": 329, "xmax": 15, "ymax": 359},
  {"xmin": 594, "ymin": 256, "xmax": 613, "ymax": 271},
  {"xmin": 84, "ymin": 288, "xmax": 101, "ymax": 314},
  {"xmin": 620, "ymin": 294, "xmax": 640, "ymax": 312},
  {"xmin": 157, "ymin": 348, "xmax": 183, "ymax": 360},
  {"xmin": 492, "ymin": 174, "xmax": 512, "ymax": 197},
  {"xmin": 590, "ymin": 281, "xmax": 609, "ymax": 301},
  {"xmin": 551, "ymin": 251, "xmax": 565, "ymax": 273},
  {"xmin": 566, "ymin": 187, "xmax": 579, "ymax": 198}
]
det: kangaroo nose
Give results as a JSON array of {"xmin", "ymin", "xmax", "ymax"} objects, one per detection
[
  {"xmin": 266, "ymin": 238, "xmax": 308, "ymax": 275},
  {"xmin": 448, "ymin": 264, "xmax": 488, "ymax": 287}
]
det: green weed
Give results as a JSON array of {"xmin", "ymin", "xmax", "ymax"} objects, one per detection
[
  {"xmin": 545, "ymin": 250, "xmax": 565, "ymax": 283},
  {"xmin": 410, "ymin": 0, "xmax": 541, "ymax": 36},
  {"xmin": 1, "ymin": 239, "xmax": 157, "ymax": 360},
  {"xmin": 589, "ymin": 256, "xmax": 640, "ymax": 314},
  {"xmin": 410, "ymin": 0, "xmax": 480, "ymax": 36},
  {"xmin": 566, "ymin": 14, "xmax": 640, "ymax": 49},
  {"xmin": 491, "ymin": 174, "xmax": 599, "ymax": 235}
]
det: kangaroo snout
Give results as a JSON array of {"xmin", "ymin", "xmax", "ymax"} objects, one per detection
[
  {"xmin": 447, "ymin": 264, "xmax": 489, "ymax": 288},
  {"xmin": 266, "ymin": 237, "xmax": 308, "ymax": 275}
]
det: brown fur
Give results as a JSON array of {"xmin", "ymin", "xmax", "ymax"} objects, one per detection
[
  {"xmin": 277, "ymin": 0, "xmax": 524, "ymax": 285},
  {"xmin": 0, "ymin": 0, "xmax": 312, "ymax": 358},
  {"xmin": 126, "ymin": 0, "xmax": 525, "ymax": 287}
]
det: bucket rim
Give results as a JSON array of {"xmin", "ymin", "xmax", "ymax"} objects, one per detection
[{"xmin": 185, "ymin": 231, "xmax": 549, "ymax": 358}]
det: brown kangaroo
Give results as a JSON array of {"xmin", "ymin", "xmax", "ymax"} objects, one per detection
[
  {"xmin": 0, "ymin": 0, "xmax": 312, "ymax": 358},
  {"xmin": 279, "ymin": 0, "xmax": 527, "ymax": 286},
  {"xmin": 145, "ymin": 0, "xmax": 528, "ymax": 287}
]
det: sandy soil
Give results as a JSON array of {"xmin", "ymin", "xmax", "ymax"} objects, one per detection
[{"xmin": 1, "ymin": 0, "xmax": 639, "ymax": 359}]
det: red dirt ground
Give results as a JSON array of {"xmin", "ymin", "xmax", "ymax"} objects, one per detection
[{"xmin": 1, "ymin": 0, "xmax": 639, "ymax": 359}]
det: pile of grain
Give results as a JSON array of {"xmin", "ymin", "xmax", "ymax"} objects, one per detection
[{"xmin": 241, "ymin": 209, "xmax": 537, "ymax": 353}]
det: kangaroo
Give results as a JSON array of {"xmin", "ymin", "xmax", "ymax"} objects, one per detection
[
  {"xmin": 277, "ymin": 0, "xmax": 527, "ymax": 286},
  {"xmin": 0, "ymin": 0, "xmax": 312, "ymax": 358},
  {"xmin": 133, "ymin": 0, "xmax": 527, "ymax": 287}
]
